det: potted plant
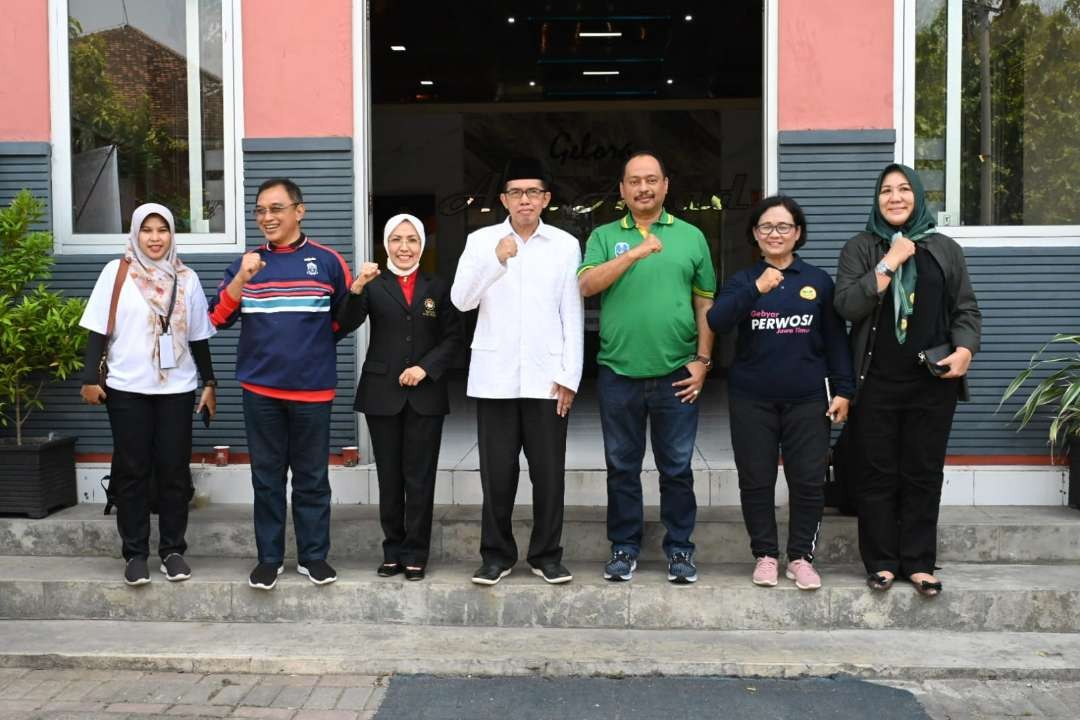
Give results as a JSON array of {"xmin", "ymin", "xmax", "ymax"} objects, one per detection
[
  {"xmin": 0, "ymin": 190, "xmax": 87, "ymax": 517},
  {"xmin": 1000, "ymin": 333, "xmax": 1080, "ymax": 508}
]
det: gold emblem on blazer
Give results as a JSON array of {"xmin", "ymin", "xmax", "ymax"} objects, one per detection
[
  {"xmin": 422, "ymin": 297, "xmax": 437, "ymax": 317},
  {"xmin": 799, "ymin": 286, "xmax": 817, "ymax": 301}
]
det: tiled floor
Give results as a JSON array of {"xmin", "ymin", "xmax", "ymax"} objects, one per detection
[{"xmin": 438, "ymin": 378, "xmax": 734, "ymax": 471}]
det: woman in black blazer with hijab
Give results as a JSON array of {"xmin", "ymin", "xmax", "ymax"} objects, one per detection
[{"xmin": 338, "ymin": 214, "xmax": 462, "ymax": 580}]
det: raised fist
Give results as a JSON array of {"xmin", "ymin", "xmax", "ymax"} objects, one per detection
[
  {"xmin": 350, "ymin": 262, "xmax": 381, "ymax": 294},
  {"xmin": 755, "ymin": 267, "xmax": 784, "ymax": 294},
  {"xmin": 496, "ymin": 235, "xmax": 518, "ymax": 264},
  {"xmin": 238, "ymin": 252, "xmax": 266, "ymax": 283},
  {"xmin": 631, "ymin": 233, "xmax": 663, "ymax": 260}
]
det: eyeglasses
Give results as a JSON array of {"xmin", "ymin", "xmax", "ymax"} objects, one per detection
[
  {"xmin": 502, "ymin": 187, "xmax": 547, "ymax": 200},
  {"xmin": 755, "ymin": 222, "xmax": 796, "ymax": 236},
  {"xmin": 254, "ymin": 202, "xmax": 301, "ymax": 218}
]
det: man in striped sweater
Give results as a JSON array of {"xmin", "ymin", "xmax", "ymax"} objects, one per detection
[{"xmin": 209, "ymin": 178, "xmax": 352, "ymax": 590}]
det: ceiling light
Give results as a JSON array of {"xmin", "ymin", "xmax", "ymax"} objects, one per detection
[
  {"xmin": 480, "ymin": 207, "xmax": 492, "ymax": 213},
  {"xmin": 529, "ymin": 81, "xmax": 536, "ymax": 87},
  {"xmin": 666, "ymin": 78, "xmax": 674, "ymax": 85},
  {"xmin": 684, "ymin": 14, "xmax": 693, "ymax": 21},
  {"xmin": 507, "ymin": 16, "xmax": 515, "ymax": 23},
  {"xmin": 390, "ymin": 45, "xmax": 406, "ymax": 52},
  {"xmin": 582, "ymin": 70, "xmax": 620, "ymax": 76},
  {"xmin": 579, "ymin": 31, "xmax": 623, "ymax": 38},
  {"xmin": 420, "ymin": 80, "xmax": 434, "ymax": 86}
]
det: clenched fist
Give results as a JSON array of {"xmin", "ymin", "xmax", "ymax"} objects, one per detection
[
  {"xmin": 351, "ymin": 262, "xmax": 381, "ymax": 294},
  {"xmin": 238, "ymin": 252, "xmax": 266, "ymax": 284},
  {"xmin": 630, "ymin": 233, "xmax": 663, "ymax": 260},
  {"xmin": 755, "ymin": 267, "xmax": 784, "ymax": 294},
  {"xmin": 883, "ymin": 235, "xmax": 916, "ymax": 270},
  {"xmin": 495, "ymin": 235, "xmax": 518, "ymax": 264}
]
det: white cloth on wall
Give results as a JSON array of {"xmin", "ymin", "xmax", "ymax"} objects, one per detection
[
  {"xmin": 80, "ymin": 259, "xmax": 215, "ymax": 395},
  {"xmin": 451, "ymin": 217, "xmax": 583, "ymax": 399}
]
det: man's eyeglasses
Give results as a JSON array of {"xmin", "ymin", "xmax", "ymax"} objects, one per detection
[
  {"xmin": 254, "ymin": 202, "xmax": 301, "ymax": 218},
  {"xmin": 502, "ymin": 187, "xmax": 547, "ymax": 201},
  {"xmin": 755, "ymin": 222, "xmax": 796, "ymax": 236}
]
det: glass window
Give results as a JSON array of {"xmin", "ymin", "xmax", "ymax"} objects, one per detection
[
  {"xmin": 66, "ymin": 0, "xmax": 227, "ymax": 235},
  {"xmin": 915, "ymin": 0, "xmax": 1080, "ymax": 227}
]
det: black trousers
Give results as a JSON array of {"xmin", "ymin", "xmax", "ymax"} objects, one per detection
[
  {"xmin": 476, "ymin": 398, "xmax": 568, "ymax": 568},
  {"xmin": 366, "ymin": 406, "xmax": 444, "ymax": 566},
  {"xmin": 850, "ymin": 374, "xmax": 959, "ymax": 577},
  {"xmin": 105, "ymin": 387, "xmax": 194, "ymax": 561},
  {"xmin": 729, "ymin": 394, "xmax": 830, "ymax": 562}
]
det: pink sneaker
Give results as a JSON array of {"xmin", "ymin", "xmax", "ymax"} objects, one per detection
[
  {"xmin": 786, "ymin": 559, "xmax": 822, "ymax": 590},
  {"xmin": 752, "ymin": 556, "xmax": 779, "ymax": 587}
]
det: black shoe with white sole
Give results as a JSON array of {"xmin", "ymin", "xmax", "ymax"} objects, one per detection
[
  {"xmin": 471, "ymin": 564, "xmax": 512, "ymax": 586},
  {"xmin": 298, "ymin": 559, "xmax": 338, "ymax": 585},
  {"xmin": 531, "ymin": 563, "xmax": 573, "ymax": 584},
  {"xmin": 159, "ymin": 553, "xmax": 191, "ymax": 582},
  {"xmin": 249, "ymin": 562, "xmax": 284, "ymax": 590},
  {"xmin": 124, "ymin": 557, "xmax": 151, "ymax": 586}
]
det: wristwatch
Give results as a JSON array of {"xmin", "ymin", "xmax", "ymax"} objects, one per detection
[
  {"xmin": 203, "ymin": 379, "xmax": 218, "ymax": 388},
  {"xmin": 693, "ymin": 355, "xmax": 713, "ymax": 369},
  {"xmin": 874, "ymin": 260, "xmax": 895, "ymax": 277}
]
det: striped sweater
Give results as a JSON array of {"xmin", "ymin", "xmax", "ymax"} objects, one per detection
[{"xmin": 209, "ymin": 234, "xmax": 352, "ymax": 402}]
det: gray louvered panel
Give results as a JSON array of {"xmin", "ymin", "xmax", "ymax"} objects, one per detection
[
  {"xmin": 779, "ymin": 130, "xmax": 1080, "ymax": 456},
  {"xmin": 0, "ymin": 143, "xmax": 51, "ymax": 231}
]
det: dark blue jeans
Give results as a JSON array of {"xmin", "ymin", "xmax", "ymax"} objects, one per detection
[
  {"xmin": 598, "ymin": 364, "xmax": 699, "ymax": 558},
  {"xmin": 242, "ymin": 390, "xmax": 333, "ymax": 565}
]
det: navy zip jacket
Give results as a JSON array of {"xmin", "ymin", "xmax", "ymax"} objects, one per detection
[{"xmin": 708, "ymin": 257, "xmax": 855, "ymax": 402}]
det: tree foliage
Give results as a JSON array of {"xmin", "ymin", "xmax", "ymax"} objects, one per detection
[{"xmin": 0, "ymin": 191, "xmax": 87, "ymax": 444}]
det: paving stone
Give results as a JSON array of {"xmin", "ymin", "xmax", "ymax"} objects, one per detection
[
  {"xmin": 0, "ymin": 679, "xmax": 43, "ymax": 700},
  {"xmin": 167, "ymin": 704, "xmax": 233, "ymax": 717},
  {"xmin": 238, "ymin": 685, "xmax": 283, "ymax": 708},
  {"xmin": 232, "ymin": 707, "xmax": 296, "ymax": 719},
  {"xmin": 293, "ymin": 711, "xmax": 357, "ymax": 720},
  {"xmin": 300, "ymin": 688, "xmax": 340, "ymax": 711},
  {"xmin": 105, "ymin": 702, "xmax": 170, "ymax": 713},
  {"xmin": 37, "ymin": 700, "xmax": 107, "ymax": 713},
  {"xmin": 270, "ymin": 687, "xmax": 313, "ymax": 709},
  {"xmin": 0, "ymin": 699, "xmax": 41, "ymax": 712},
  {"xmin": 270, "ymin": 677, "xmax": 318, "ymax": 688},
  {"xmin": 52, "ymin": 680, "xmax": 105, "ymax": 701},
  {"xmin": 208, "ymin": 685, "xmax": 257, "ymax": 706},
  {"xmin": 316, "ymin": 677, "xmax": 377, "ymax": 689},
  {"xmin": 178, "ymin": 679, "xmax": 224, "ymax": 705},
  {"xmin": 333, "ymin": 688, "xmax": 372, "ymax": 711},
  {"xmin": 362, "ymin": 687, "xmax": 385, "ymax": 711}
]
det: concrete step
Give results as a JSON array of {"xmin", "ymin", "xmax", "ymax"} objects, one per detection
[
  {"xmin": 2, "ymin": 619, "xmax": 1080, "ymax": 680},
  {"xmin": 1, "ymin": 555, "xmax": 1078, "ymax": 633},
  {"xmin": 2, "ymin": 503, "xmax": 1079, "ymax": 564}
]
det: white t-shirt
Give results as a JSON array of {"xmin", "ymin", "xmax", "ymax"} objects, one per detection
[{"xmin": 80, "ymin": 259, "xmax": 216, "ymax": 395}]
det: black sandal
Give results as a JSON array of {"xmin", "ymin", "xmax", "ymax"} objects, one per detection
[
  {"xmin": 866, "ymin": 573, "xmax": 894, "ymax": 591},
  {"xmin": 913, "ymin": 579, "xmax": 943, "ymax": 597},
  {"xmin": 377, "ymin": 562, "xmax": 403, "ymax": 577},
  {"xmin": 404, "ymin": 565, "xmax": 425, "ymax": 581}
]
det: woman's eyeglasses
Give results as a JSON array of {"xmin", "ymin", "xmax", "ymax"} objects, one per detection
[{"xmin": 755, "ymin": 223, "xmax": 796, "ymax": 236}]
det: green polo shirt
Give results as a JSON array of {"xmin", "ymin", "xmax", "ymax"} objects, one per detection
[{"xmin": 579, "ymin": 210, "xmax": 716, "ymax": 378}]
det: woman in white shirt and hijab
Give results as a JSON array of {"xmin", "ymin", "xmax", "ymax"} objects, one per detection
[
  {"xmin": 79, "ymin": 203, "xmax": 217, "ymax": 586},
  {"xmin": 337, "ymin": 214, "xmax": 462, "ymax": 581}
]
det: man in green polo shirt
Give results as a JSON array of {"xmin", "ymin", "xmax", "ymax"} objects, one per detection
[{"xmin": 578, "ymin": 151, "xmax": 716, "ymax": 585}]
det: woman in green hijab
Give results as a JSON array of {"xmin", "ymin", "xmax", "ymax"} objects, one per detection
[{"xmin": 834, "ymin": 164, "xmax": 981, "ymax": 598}]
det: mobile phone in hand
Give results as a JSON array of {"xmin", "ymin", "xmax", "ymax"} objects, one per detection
[{"xmin": 200, "ymin": 406, "xmax": 211, "ymax": 428}]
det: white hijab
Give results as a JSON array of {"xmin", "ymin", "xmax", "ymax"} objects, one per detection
[{"xmin": 382, "ymin": 213, "xmax": 426, "ymax": 277}]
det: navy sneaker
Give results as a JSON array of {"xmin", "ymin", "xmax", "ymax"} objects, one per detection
[
  {"xmin": 667, "ymin": 551, "xmax": 698, "ymax": 584},
  {"xmin": 603, "ymin": 551, "xmax": 637, "ymax": 582},
  {"xmin": 124, "ymin": 557, "xmax": 150, "ymax": 587},
  {"xmin": 298, "ymin": 559, "xmax": 338, "ymax": 585},
  {"xmin": 248, "ymin": 562, "xmax": 284, "ymax": 590},
  {"xmin": 159, "ymin": 553, "xmax": 191, "ymax": 582}
]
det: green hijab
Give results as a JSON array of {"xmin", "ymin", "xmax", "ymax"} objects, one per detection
[{"xmin": 866, "ymin": 163, "xmax": 936, "ymax": 343}]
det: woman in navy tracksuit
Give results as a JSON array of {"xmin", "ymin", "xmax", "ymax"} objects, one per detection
[{"xmin": 707, "ymin": 195, "xmax": 854, "ymax": 591}]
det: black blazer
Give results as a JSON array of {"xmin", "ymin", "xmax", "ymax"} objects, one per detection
[{"xmin": 337, "ymin": 271, "xmax": 462, "ymax": 416}]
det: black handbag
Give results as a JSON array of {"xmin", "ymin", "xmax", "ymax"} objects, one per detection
[{"xmin": 918, "ymin": 342, "xmax": 954, "ymax": 378}]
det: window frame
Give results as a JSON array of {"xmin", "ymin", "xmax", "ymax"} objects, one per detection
[
  {"xmin": 48, "ymin": 0, "xmax": 246, "ymax": 254},
  {"xmin": 896, "ymin": 0, "xmax": 1080, "ymax": 246}
]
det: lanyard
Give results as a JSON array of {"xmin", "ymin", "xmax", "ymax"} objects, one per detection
[{"xmin": 159, "ymin": 277, "xmax": 178, "ymax": 335}]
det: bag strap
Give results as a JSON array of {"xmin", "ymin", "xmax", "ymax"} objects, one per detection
[{"xmin": 105, "ymin": 259, "xmax": 130, "ymax": 340}]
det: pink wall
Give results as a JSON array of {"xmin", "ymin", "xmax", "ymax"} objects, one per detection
[
  {"xmin": 778, "ymin": 0, "xmax": 894, "ymax": 131},
  {"xmin": 243, "ymin": 0, "xmax": 353, "ymax": 138},
  {"xmin": 0, "ymin": 0, "xmax": 51, "ymax": 141}
]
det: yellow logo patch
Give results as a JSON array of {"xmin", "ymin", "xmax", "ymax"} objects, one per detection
[{"xmin": 799, "ymin": 286, "xmax": 817, "ymax": 301}]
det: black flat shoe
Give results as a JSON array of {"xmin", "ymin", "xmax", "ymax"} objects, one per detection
[
  {"xmin": 913, "ymin": 579, "xmax": 943, "ymax": 597},
  {"xmin": 377, "ymin": 562, "xmax": 402, "ymax": 577},
  {"xmin": 866, "ymin": 573, "xmax": 894, "ymax": 591},
  {"xmin": 404, "ymin": 565, "xmax": 425, "ymax": 581}
]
